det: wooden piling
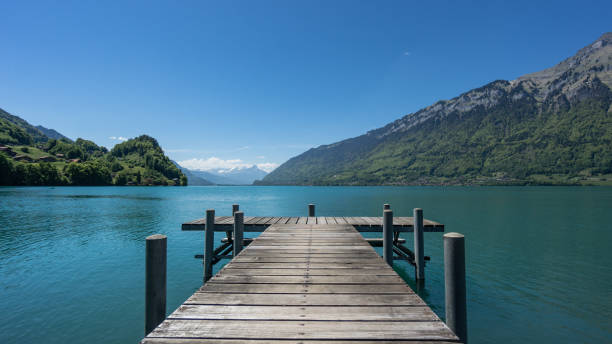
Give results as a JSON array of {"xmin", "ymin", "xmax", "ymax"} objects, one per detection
[
  {"xmin": 227, "ymin": 204, "xmax": 239, "ymax": 242},
  {"xmin": 145, "ymin": 234, "xmax": 166, "ymax": 336},
  {"xmin": 444, "ymin": 232, "xmax": 467, "ymax": 343},
  {"xmin": 414, "ymin": 208, "xmax": 425, "ymax": 280},
  {"xmin": 383, "ymin": 209, "xmax": 393, "ymax": 266},
  {"xmin": 233, "ymin": 211, "xmax": 244, "ymax": 256},
  {"xmin": 308, "ymin": 204, "xmax": 315, "ymax": 217},
  {"xmin": 204, "ymin": 209, "xmax": 215, "ymax": 283}
]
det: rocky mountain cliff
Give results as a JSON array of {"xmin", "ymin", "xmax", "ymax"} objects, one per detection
[{"xmin": 259, "ymin": 33, "xmax": 612, "ymax": 185}]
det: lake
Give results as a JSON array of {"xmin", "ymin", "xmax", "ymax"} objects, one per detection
[{"xmin": 1, "ymin": 186, "xmax": 611, "ymax": 343}]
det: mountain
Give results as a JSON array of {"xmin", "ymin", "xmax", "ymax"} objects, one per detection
[
  {"xmin": 173, "ymin": 162, "xmax": 214, "ymax": 185},
  {"xmin": 177, "ymin": 164, "xmax": 269, "ymax": 185},
  {"xmin": 0, "ymin": 107, "xmax": 70, "ymax": 144},
  {"xmin": 208, "ymin": 166, "xmax": 268, "ymax": 185},
  {"xmin": 35, "ymin": 125, "xmax": 70, "ymax": 141},
  {"xmin": 260, "ymin": 33, "xmax": 612, "ymax": 186},
  {"xmin": 0, "ymin": 109, "xmax": 186, "ymax": 186}
]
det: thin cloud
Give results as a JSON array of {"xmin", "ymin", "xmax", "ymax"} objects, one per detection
[
  {"xmin": 257, "ymin": 162, "xmax": 279, "ymax": 173},
  {"xmin": 404, "ymin": 51, "xmax": 411, "ymax": 56},
  {"xmin": 109, "ymin": 136, "xmax": 128, "ymax": 141}
]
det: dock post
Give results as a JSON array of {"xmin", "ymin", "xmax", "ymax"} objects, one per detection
[
  {"xmin": 383, "ymin": 209, "xmax": 393, "ymax": 266},
  {"xmin": 227, "ymin": 204, "xmax": 239, "ymax": 242},
  {"xmin": 308, "ymin": 204, "xmax": 315, "ymax": 217},
  {"xmin": 203, "ymin": 209, "xmax": 215, "ymax": 283},
  {"xmin": 414, "ymin": 208, "xmax": 425, "ymax": 280},
  {"xmin": 233, "ymin": 211, "xmax": 244, "ymax": 256},
  {"xmin": 145, "ymin": 234, "xmax": 166, "ymax": 336},
  {"xmin": 444, "ymin": 232, "xmax": 467, "ymax": 343}
]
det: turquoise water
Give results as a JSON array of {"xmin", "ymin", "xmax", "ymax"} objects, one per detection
[{"xmin": 1, "ymin": 186, "xmax": 611, "ymax": 343}]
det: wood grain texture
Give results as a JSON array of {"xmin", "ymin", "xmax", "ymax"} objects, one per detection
[
  {"xmin": 182, "ymin": 217, "xmax": 445, "ymax": 232},
  {"xmin": 143, "ymin": 223, "xmax": 459, "ymax": 343}
]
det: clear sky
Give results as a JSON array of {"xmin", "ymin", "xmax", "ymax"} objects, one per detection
[{"xmin": 1, "ymin": 1, "xmax": 610, "ymax": 171}]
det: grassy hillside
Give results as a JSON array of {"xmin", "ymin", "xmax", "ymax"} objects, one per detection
[{"xmin": 0, "ymin": 111, "xmax": 187, "ymax": 186}]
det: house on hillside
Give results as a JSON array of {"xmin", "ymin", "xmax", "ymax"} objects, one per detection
[
  {"xmin": 55, "ymin": 153, "xmax": 65, "ymax": 159},
  {"xmin": 39, "ymin": 156, "xmax": 56, "ymax": 162},
  {"xmin": 14, "ymin": 155, "xmax": 33, "ymax": 162},
  {"xmin": 68, "ymin": 158, "xmax": 81, "ymax": 163},
  {"xmin": 0, "ymin": 146, "xmax": 17, "ymax": 157}
]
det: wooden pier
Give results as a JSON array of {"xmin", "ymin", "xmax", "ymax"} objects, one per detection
[
  {"xmin": 182, "ymin": 216, "xmax": 445, "ymax": 232},
  {"xmin": 141, "ymin": 203, "xmax": 467, "ymax": 343}
]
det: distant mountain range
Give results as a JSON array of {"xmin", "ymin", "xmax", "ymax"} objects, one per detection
[
  {"xmin": 176, "ymin": 163, "xmax": 268, "ymax": 185},
  {"xmin": 259, "ymin": 32, "xmax": 612, "ymax": 186}
]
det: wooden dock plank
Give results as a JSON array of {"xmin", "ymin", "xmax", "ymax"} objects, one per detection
[
  {"xmin": 169, "ymin": 305, "xmax": 439, "ymax": 321},
  {"xmin": 147, "ymin": 320, "xmax": 457, "ymax": 341},
  {"xmin": 219, "ymin": 268, "xmax": 398, "ymax": 276},
  {"xmin": 185, "ymin": 292, "xmax": 427, "ymax": 306},
  {"xmin": 143, "ymin": 339, "xmax": 460, "ymax": 344}
]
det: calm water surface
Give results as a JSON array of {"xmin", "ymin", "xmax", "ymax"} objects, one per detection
[{"xmin": 1, "ymin": 186, "xmax": 611, "ymax": 343}]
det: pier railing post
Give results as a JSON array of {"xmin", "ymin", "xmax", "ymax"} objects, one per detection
[
  {"xmin": 203, "ymin": 209, "xmax": 215, "ymax": 283},
  {"xmin": 145, "ymin": 234, "xmax": 166, "ymax": 336},
  {"xmin": 444, "ymin": 232, "xmax": 467, "ymax": 343},
  {"xmin": 233, "ymin": 211, "xmax": 244, "ymax": 256},
  {"xmin": 414, "ymin": 208, "xmax": 425, "ymax": 280},
  {"xmin": 227, "ymin": 204, "xmax": 239, "ymax": 242},
  {"xmin": 308, "ymin": 204, "xmax": 315, "ymax": 217},
  {"xmin": 383, "ymin": 209, "xmax": 393, "ymax": 266}
]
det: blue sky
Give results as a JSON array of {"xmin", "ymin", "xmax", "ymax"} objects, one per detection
[{"xmin": 1, "ymin": 1, "xmax": 610, "ymax": 172}]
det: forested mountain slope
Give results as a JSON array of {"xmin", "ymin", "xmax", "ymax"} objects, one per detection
[{"xmin": 259, "ymin": 33, "xmax": 612, "ymax": 186}]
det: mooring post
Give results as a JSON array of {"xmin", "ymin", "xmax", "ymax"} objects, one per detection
[
  {"xmin": 414, "ymin": 208, "xmax": 425, "ymax": 280},
  {"xmin": 383, "ymin": 203, "xmax": 390, "ymax": 210},
  {"xmin": 233, "ymin": 211, "xmax": 244, "ymax": 256},
  {"xmin": 145, "ymin": 234, "xmax": 166, "ymax": 336},
  {"xmin": 444, "ymin": 232, "xmax": 467, "ymax": 343},
  {"xmin": 227, "ymin": 204, "xmax": 239, "ymax": 242},
  {"xmin": 203, "ymin": 209, "xmax": 215, "ymax": 283},
  {"xmin": 383, "ymin": 209, "xmax": 393, "ymax": 266},
  {"xmin": 308, "ymin": 203, "xmax": 315, "ymax": 217}
]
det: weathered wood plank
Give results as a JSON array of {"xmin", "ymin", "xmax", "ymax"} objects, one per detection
[
  {"xmin": 143, "ymin": 339, "xmax": 460, "ymax": 344},
  {"xmin": 209, "ymin": 275, "xmax": 405, "ymax": 284},
  {"xmin": 147, "ymin": 320, "xmax": 458, "ymax": 341},
  {"xmin": 185, "ymin": 292, "xmax": 426, "ymax": 306},
  {"xmin": 199, "ymin": 283, "xmax": 415, "ymax": 294},
  {"xmin": 219, "ymin": 268, "xmax": 398, "ymax": 276},
  {"xmin": 169, "ymin": 305, "xmax": 438, "ymax": 321},
  {"xmin": 225, "ymin": 262, "xmax": 389, "ymax": 269}
]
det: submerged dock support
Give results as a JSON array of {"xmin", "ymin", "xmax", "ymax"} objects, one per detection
[
  {"xmin": 203, "ymin": 209, "xmax": 215, "ymax": 282},
  {"xmin": 308, "ymin": 203, "xmax": 315, "ymax": 217},
  {"xmin": 233, "ymin": 211, "xmax": 244, "ymax": 256},
  {"xmin": 414, "ymin": 208, "xmax": 425, "ymax": 280},
  {"xmin": 444, "ymin": 232, "xmax": 467, "ymax": 343},
  {"xmin": 145, "ymin": 234, "xmax": 166, "ymax": 336},
  {"xmin": 383, "ymin": 209, "xmax": 393, "ymax": 266}
]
